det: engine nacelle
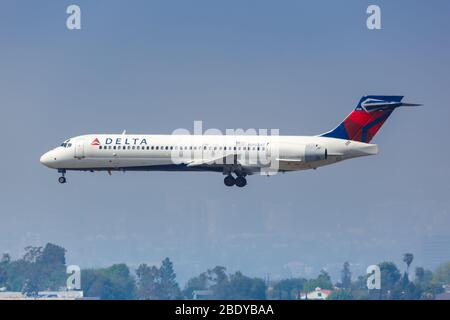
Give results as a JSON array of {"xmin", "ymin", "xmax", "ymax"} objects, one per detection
[{"xmin": 304, "ymin": 144, "xmax": 327, "ymax": 162}]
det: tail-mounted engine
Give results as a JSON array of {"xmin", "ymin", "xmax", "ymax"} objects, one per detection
[{"xmin": 304, "ymin": 144, "xmax": 327, "ymax": 162}]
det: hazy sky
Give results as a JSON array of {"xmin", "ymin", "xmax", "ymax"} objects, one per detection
[{"xmin": 1, "ymin": 0, "xmax": 450, "ymax": 284}]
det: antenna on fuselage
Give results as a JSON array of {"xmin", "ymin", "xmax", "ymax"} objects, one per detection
[{"xmin": 122, "ymin": 130, "xmax": 127, "ymax": 135}]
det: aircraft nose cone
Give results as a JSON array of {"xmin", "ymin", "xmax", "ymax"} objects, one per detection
[{"xmin": 40, "ymin": 151, "xmax": 55, "ymax": 167}]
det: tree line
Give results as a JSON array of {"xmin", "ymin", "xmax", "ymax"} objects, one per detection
[{"xmin": 0, "ymin": 244, "xmax": 449, "ymax": 300}]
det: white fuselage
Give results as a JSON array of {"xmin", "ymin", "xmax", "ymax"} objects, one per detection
[{"xmin": 40, "ymin": 134, "xmax": 378, "ymax": 175}]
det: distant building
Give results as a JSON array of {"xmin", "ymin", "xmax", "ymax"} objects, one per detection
[
  {"xmin": 435, "ymin": 292, "xmax": 450, "ymax": 300},
  {"xmin": 192, "ymin": 290, "xmax": 213, "ymax": 300},
  {"xmin": 435, "ymin": 284, "xmax": 450, "ymax": 300},
  {"xmin": 300, "ymin": 287, "xmax": 333, "ymax": 300},
  {"xmin": 0, "ymin": 291, "xmax": 85, "ymax": 300},
  {"xmin": 443, "ymin": 284, "xmax": 450, "ymax": 293}
]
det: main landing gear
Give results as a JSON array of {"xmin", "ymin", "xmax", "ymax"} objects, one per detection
[
  {"xmin": 58, "ymin": 169, "xmax": 67, "ymax": 184},
  {"xmin": 224, "ymin": 174, "xmax": 247, "ymax": 188}
]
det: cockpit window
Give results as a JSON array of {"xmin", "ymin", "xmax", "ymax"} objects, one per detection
[{"xmin": 60, "ymin": 139, "xmax": 72, "ymax": 148}]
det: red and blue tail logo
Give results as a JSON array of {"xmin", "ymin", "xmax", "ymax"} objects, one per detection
[{"xmin": 320, "ymin": 95, "xmax": 420, "ymax": 143}]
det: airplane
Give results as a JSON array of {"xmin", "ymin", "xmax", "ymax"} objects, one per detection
[{"xmin": 40, "ymin": 95, "xmax": 420, "ymax": 187}]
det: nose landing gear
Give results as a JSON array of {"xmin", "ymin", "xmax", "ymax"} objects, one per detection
[{"xmin": 58, "ymin": 169, "xmax": 67, "ymax": 184}]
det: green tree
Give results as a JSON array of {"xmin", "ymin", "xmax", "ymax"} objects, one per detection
[
  {"xmin": 184, "ymin": 266, "xmax": 266, "ymax": 300},
  {"xmin": 159, "ymin": 258, "xmax": 181, "ymax": 299},
  {"xmin": 183, "ymin": 272, "xmax": 209, "ymax": 299},
  {"xmin": 341, "ymin": 262, "xmax": 352, "ymax": 289},
  {"xmin": 82, "ymin": 264, "xmax": 136, "ymax": 300},
  {"xmin": 5, "ymin": 259, "xmax": 32, "ymax": 291},
  {"xmin": 35, "ymin": 243, "xmax": 66, "ymax": 290},
  {"xmin": 136, "ymin": 264, "xmax": 161, "ymax": 299},
  {"xmin": 415, "ymin": 267, "xmax": 425, "ymax": 283},
  {"xmin": 432, "ymin": 261, "xmax": 450, "ymax": 285},
  {"xmin": 22, "ymin": 278, "xmax": 39, "ymax": 297},
  {"xmin": 4, "ymin": 244, "xmax": 67, "ymax": 292},
  {"xmin": 23, "ymin": 246, "xmax": 42, "ymax": 263},
  {"xmin": 403, "ymin": 253, "xmax": 414, "ymax": 275},
  {"xmin": 0, "ymin": 253, "xmax": 11, "ymax": 287},
  {"xmin": 304, "ymin": 270, "xmax": 333, "ymax": 292},
  {"xmin": 390, "ymin": 272, "xmax": 420, "ymax": 300},
  {"xmin": 207, "ymin": 266, "xmax": 229, "ymax": 299},
  {"xmin": 327, "ymin": 289, "xmax": 353, "ymax": 300},
  {"xmin": 273, "ymin": 278, "xmax": 306, "ymax": 299},
  {"xmin": 226, "ymin": 272, "xmax": 266, "ymax": 300},
  {"xmin": 378, "ymin": 262, "xmax": 401, "ymax": 299},
  {"xmin": 350, "ymin": 275, "xmax": 370, "ymax": 300},
  {"xmin": 414, "ymin": 267, "xmax": 438, "ymax": 299}
]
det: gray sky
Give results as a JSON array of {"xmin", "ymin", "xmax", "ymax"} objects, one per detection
[{"xmin": 1, "ymin": 0, "xmax": 450, "ymax": 284}]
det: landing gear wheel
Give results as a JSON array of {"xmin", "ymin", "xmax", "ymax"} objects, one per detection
[
  {"xmin": 224, "ymin": 175, "xmax": 235, "ymax": 187},
  {"xmin": 58, "ymin": 176, "xmax": 66, "ymax": 184},
  {"xmin": 235, "ymin": 176, "xmax": 247, "ymax": 188}
]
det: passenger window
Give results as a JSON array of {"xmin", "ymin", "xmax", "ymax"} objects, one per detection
[
  {"xmin": 132, "ymin": 146, "xmax": 135, "ymax": 150},
  {"xmin": 170, "ymin": 146, "xmax": 173, "ymax": 150},
  {"xmin": 99, "ymin": 146, "xmax": 102, "ymax": 150}
]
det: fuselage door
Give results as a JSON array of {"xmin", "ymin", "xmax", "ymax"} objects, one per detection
[{"xmin": 74, "ymin": 139, "xmax": 85, "ymax": 159}]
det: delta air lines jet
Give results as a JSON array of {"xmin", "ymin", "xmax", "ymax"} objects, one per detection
[{"xmin": 40, "ymin": 96, "xmax": 419, "ymax": 187}]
